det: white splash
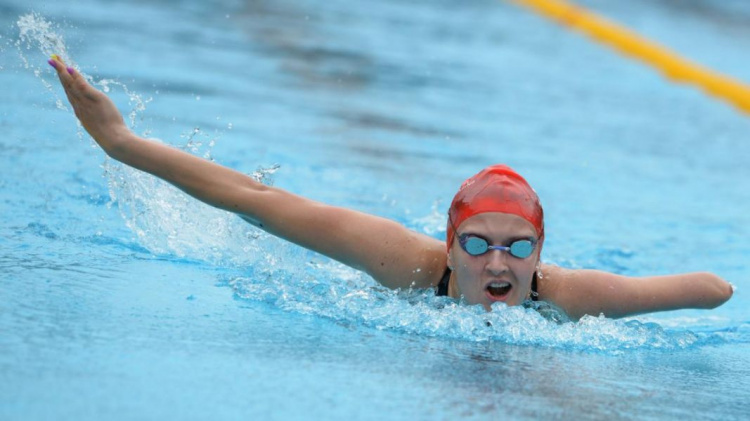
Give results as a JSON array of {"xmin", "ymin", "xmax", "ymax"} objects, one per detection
[
  {"xmin": 15, "ymin": 13, "xmax": 151, "ymax": 133},
  {"xmin": 17, "ymin": 12, "xmax": 71, "ymax": 66},
  {"xmin": 228, "ymin": 258, "xmax": 708, "ymax": 353}
]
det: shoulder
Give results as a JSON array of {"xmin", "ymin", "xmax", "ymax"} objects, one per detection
[
  {"xmin": 535, "ymin": 264, "xmax": 571, "ymax": 300},
  {"xmin": 536, "ymin": 264, "xmax": 628, "ymax": 320},
  {"xmin": 405, "ymin": 234, "xmax": 448, "ymax": 289},
  {"xmin": 363, "ymin": 227, "xmax": 447, "ymax": 290}
]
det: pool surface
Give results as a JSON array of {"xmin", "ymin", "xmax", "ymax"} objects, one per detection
[{"xmin": 2, "ymin": 0, "xmax": 749, "ymax": 419}]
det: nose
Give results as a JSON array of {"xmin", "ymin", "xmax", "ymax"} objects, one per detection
[{"xmin": 484, "ymin": 249, "xmax": 510, "ymax": 275}]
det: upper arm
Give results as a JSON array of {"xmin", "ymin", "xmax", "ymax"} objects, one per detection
[
  {"xmin": 539, "ymin": 265, "xmax": 734, "ymax": 320},
  {"xmin": 240, "ymin": 187, "xmax": 447, "ymax": 290}
]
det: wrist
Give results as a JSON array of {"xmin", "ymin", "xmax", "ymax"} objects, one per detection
[{"xmin": 101, "ymin": 126, "xmax": 135, "ymax": 159}]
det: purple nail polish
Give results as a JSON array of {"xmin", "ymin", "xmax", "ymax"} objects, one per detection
[
  {"xmin": 48, "ymin": 59, "xmax": 56, "ymax": 68},
  {"xmin": 67, "ymin": 67, "xmax": 75, "ymax": 75}
]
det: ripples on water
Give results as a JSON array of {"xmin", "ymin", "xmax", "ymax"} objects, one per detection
[{"xmin": 12, "ymin": 12, "xmax": 747, "ymax": 354}]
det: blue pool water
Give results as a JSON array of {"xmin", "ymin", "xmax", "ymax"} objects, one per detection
[{"xmin": 2, "ymin": 0, "xmax": 749, "ymax": 419}]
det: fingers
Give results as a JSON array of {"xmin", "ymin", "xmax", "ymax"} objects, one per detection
[
  {"xmin": 48, "ymin": 55, "xmax": 71, "ymax": 84},
  {"xmin": 48, "ymin": 55, "xmax": 88, "ymax": 99},
  {"xmin": 48, "ymin": 55, "xmax": 75, "ymax": 100},
  {"xmin": 48, "ymin": 58, "xmax": 80, "ymax": 114}
]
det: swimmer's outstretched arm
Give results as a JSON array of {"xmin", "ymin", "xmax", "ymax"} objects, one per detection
[
  {"xmin": 540, "ymin": 265, "xmax": 734, "ymax": 320},
  {"xmin": 49, "ymin": 57, "xmax": 447, "ymax": 289}
]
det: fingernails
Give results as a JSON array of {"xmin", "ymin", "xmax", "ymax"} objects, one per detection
[
  {"xmin": 48, "ymin": 59, "xmax": 56, "ymax": 68},
  {"xmin": 67, "ymin": 67, "xmax": 75, "ymax": 75},
  {"xmin": 51, "ymin": 54, "xmax": 60, "ymax": 61}
]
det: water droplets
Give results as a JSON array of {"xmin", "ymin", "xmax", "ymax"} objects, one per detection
[
  {"xmin": 409, "ymin": 199, "xmax": 446, "ymax": 235},
  {"xmin": 17, "ymin": 13, "xmax": 70, "ymax": 64},
  {"xmin": 251, "ymin": 164, "xmax": 281, "ymax": 186},
  {"xmin": 15, "ymin": 13, "xmax": 152, "ymax": 133},
  {"xmin": 178, "ymin": 127, "xmax": 220, "ymax": 160}
]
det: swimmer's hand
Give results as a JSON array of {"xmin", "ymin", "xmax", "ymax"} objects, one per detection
[{"xmin": 48, "ymin": 55, "xmax": 130, "ymax": 154}]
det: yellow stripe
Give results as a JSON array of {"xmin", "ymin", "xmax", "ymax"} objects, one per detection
[{"xmin": 510, "ymin": 0, "xmax": 750, "ymax": 114}]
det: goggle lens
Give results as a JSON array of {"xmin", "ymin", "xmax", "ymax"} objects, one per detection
[
  {"xmin": 463, "ymin": 236, "xmax": 490, "ymax": 255},
  {"xmin": 509, "ymin": 240, "xmax": 534, "ymax": 258},
  {"xmin": 459, "ymin": 235, "xmax": 535, "ymax": 259}
]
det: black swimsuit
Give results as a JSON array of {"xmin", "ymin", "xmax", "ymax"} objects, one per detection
[{"xmin": 436, "ymin": 267, "xmax": 539, "ymax": 301}]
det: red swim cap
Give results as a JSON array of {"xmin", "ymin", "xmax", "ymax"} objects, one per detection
[{"xmin": 446, "ymin": 165, "xmax": 544, "ymax": 251}]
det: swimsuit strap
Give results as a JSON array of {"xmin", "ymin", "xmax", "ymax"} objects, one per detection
[
  {"xmin": 436, "ymin": 267, "xmax": 539, "ymax": 300},
  {"xmin": 436, "ymin": 267, "xmax": 451, "ymax": 296}
]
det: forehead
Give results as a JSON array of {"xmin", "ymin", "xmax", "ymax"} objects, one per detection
[{"xmin": 457, "ymin": 212, "xmax": 538, "ymax": 239}]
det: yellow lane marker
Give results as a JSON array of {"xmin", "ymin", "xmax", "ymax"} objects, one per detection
[{"xmin": 510, "ymin": 0, "xmax": 750, "ymax": 114}]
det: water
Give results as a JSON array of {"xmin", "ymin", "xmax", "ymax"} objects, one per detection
[{"xmin": 2, "ymin": 0, "xmax": 749, "ymax": 419}]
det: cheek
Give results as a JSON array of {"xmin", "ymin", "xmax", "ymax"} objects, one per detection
[
  {"xmin": 451, "ymin": 256, "xmax": 483, "ymax": 296},
  {"xmin": 448, "ymin": 246, "xmax": 472, "ymax": 271},
  {"xmin": 512, "ymin": 257, "xmax": 539, "ymax": 283},
  {"xmin": 454, "ymin": 255, "xmax": 480, "ymax": 273}
]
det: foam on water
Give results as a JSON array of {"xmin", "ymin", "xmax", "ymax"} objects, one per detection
[
  {"xmin": 226, "ymin": 253, "xmax": 750, "ymax": 353},
  {"xmin": 17, "ymin": 12, "xmax": 749, "ymax": 354}
]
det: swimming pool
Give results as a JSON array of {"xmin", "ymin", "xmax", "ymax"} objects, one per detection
[{"xmin": 2, "ymin": 0, "xmax": 749, "ymax": 419}]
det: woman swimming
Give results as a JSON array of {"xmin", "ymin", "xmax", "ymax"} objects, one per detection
[{"xmin": 47, "ymin": 56, "xmax": 733, "ymax": 320}]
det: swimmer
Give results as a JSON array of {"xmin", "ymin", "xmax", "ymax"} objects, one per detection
[{"xmin": 47, "ymin": 56, "xmax": 733, "ymax": 320}]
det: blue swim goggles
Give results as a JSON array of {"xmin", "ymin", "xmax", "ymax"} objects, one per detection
[{"xmin": 458, "ymin": 234, "xmax": 536, "ymax": 259}]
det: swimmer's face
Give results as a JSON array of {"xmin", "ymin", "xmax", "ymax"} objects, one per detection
[{"xmin": 447, "ymin": 212, "xmax": 541, "ymax": 310}]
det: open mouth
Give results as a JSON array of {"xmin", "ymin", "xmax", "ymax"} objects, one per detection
[{"xmin": 485, "ymin": 281, "xmax": 512, "ymax": 301}]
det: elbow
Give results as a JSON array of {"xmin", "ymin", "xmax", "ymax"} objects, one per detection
[{"xmin": 699, "ymin": 272, "xmax": 734, "ymax": 309}]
